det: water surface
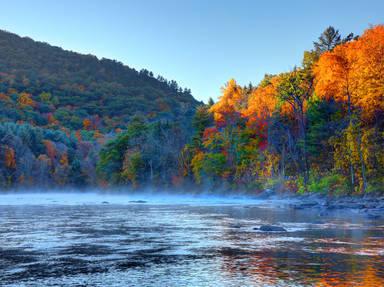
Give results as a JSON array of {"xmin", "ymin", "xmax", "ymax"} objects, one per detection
[{"xmin": 0, "ymin": 193, "xmax": 383, "ymax": 286}]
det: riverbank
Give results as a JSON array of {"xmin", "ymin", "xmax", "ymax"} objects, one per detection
[{"xmin": 258, "ymin": 190, "xmax": 384, "ymax": 220}]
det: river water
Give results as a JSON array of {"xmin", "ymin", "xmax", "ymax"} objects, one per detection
[{"xmin": 0, "ymin": 193, "xmax": 383, "ymax": 286}]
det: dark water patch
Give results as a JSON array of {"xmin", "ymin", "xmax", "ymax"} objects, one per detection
[
  {"xmin": 57, "ymin": 244, "xmax": 114, "ymax": 257},
  {"xmin": 0, "ymin": 248, "xmax": 41, "ymax": 267},
  {"xmin": 2, "ymin": 258, "xmax": 108, "ymax": 283}
]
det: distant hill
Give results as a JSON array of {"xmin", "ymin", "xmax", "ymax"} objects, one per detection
[{"xmin": 0, "ymin": 29, "xmax": 200, "ymax": 131}]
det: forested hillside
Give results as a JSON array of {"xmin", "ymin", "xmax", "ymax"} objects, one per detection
[
  {"xmin": 0, "ymin": 29, "xmax": 199, "ymax": 131},
  {"xmin": 0, "ymin": 29, "xmax": 198, "ymax": 187}
]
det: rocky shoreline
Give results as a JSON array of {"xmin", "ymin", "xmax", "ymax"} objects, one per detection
[{"xmin": 257, "ymin": 190, "xmax": 384, "ymax": 220}]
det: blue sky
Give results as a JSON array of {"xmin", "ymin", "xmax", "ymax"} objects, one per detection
[{"xmin": 0, "ymin": 0, "xmax": 382, "ymax": 102}]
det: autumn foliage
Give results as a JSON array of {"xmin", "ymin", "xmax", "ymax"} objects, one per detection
[
  {"xmin": 314, "ymin": 25, "xmax": 384, "ymax": 120},
  {"xmin": 243, "ymin": 77, "xmax": 279, "ymax": 123},
  {"xmin": 1, "ymin": 24, "xmax": 383, "ymax": 193},
  {"xmin": 4, "ymin": 147, "xmax": 16, "ymax": 169},
  {"xmin": 185, "ymin": 25, "xmax": 384, "ymax": 193},
  {"xmin": 209, "ymin": 79, "xmax": 245, "ymax": 127}
]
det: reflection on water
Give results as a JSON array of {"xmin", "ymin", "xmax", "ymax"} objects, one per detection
[{"xmin": 0, "ymin": 194, "xmax": 383, "ymax": 286}]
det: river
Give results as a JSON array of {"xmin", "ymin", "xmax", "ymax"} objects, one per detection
[{"xmin": 0, "ymin": 193, "xmax": 383, "ymax": 286}]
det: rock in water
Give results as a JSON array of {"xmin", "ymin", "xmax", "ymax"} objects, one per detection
[
  {"xmin": 293, "ymin": 202, "xmax": 319, "ymax": 209},
  {"xmin": 367, "ymin": 213, "xmax": 381, "ymax": 220},
  {"xmin": 257, "ymin": 225, "xmax": 287, "ymax": 232}
]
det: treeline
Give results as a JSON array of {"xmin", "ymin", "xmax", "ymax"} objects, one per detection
[
  {"xmin": 97, "ymin": 117, "xmax": 189, "ymax": 187},
  {"xmin": 0, "ymin": 122, "xmax": 99, "ymax": 187}
]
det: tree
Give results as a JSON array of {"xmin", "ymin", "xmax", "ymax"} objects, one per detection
[
  {"xmin": 314, "ymin": 26, "xmax": 342, "ymax": 53},
  {"xmin": 209, "ymin": 79, "xmax": 245, "ymax": 127},
  {"xmin": 83, "ymin": 118, "xmax": 92, "ymax": 130},
  {"xmin": 121, "ymin": 150, "xmax": 144, "ymax": 187},
  {"xmin": 244, "ymin": 76, "xmax": 279, "ymax": 124},
  {"xmin": 313, "ymin": 26, "xmax": 384, "ymax": 192},
  {"xmin": 315, "ymin": 25, "xmax": 384, "ymax": 120},
  {"xmin": 314, "ymin": 43, "xmax": 362, "ymax": 191},
  {"xmin": 350, "ymin": 25, "xmax": 384, "ymax": 121},
  {"xmin": 4, "ymin": 146, "xmax": 16, "ymax": 169},
  {"xmin": 192, "ymin": 106, "xmax": 213, "ymax": 139},
  {"xmin": 39, "ymin": 92, "xmax": 52, "ymax": 104},
  {"xmin": 18, "ymin": 92, "xmax": 35, "ymax": 108},
  {"xmin": 43, "ymin": 140, "xmax": 56, "ymax": 161},
  {"xmin": 277, "ymin": 69, "xmax": 313, "ymax": 186},
  {"xmin": 314, "ymin": 41, "xmax": 357, "ymax": 117},
  {"xmin": 314, "ymin": 26, "xmax": 355, "ymax": 54}
]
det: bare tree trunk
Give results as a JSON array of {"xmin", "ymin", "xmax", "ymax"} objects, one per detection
[
  {"xmin": 350, "ymin": 163, "xmax": 355, "ymax": 191},
  {"xmin": 298, "ymin": 104, "xmax": 309, "ymax": 189},
  {"xmin": 357, "ymin": 127, "xmax": 367, "ymax": 193},
  {"xmin": 300, "ymin": 109, "xmax": 309, "ymax": 186},
  {"xmin": 347, "ymin": 91, "xmax": 355, "ymax": 192},
  {"xmin": 149, "ymin": 160, "xmax": 153, "ymax": 182},
  {"xmin": 281, "ymin": 145, "xmax": 286, "ymax": 178}
]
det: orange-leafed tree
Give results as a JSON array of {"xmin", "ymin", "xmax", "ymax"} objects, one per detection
[
  {"xmin": 313, "ymin": 41, "xmax": 358, "ymax": 117},
  {"xmin": 314, "ymin": 25, "xmax": 384, "ymax": 120},
  {"xmin": 18, "ymin": 92, "xmax": 36, "ymax": 107},
  {"xmin": 47, "ymin": 113, "xmax": 59, "ymax": 125},
  {"xmin": 244, "ymin": 76, "xmax": 279, "ymax": 125},
  {"xmin": 242, "ymin": 76, "xmax": 280, "ymax": 167},
  {"xmin": 43, "ymin": 140, "xmax": 56, "ymax": 161},
  {"xmin": 351, "ymin": 25, "xmax": 384, "ymax": 120},
  {"xmin": 83, "ymin": 118, "xmax": 92, "ymax": 130},
  {"xmin": 75, "ymin": 130, "xmax": 82, "ymax": 142},
  {"xmin": 314, "ymin": 43, "xmax": 360, "ymax": 190},
  {"xmin": 4, "ymin": 146, "xmax": 16, "ymax": 169},
  {"xmin": 0, "ymin": 93, "xmax": 10, "ymax": 102},
  {"xmin": 209, "ymin": 79, "xmax": 245, "ymax": 127},
  {"xmin": 60, "ymin": 153, "xmax": 69, "ymax": 167},
  {"xmin": 209, "ymin": 79, "xmax": 246, "ymax": 171},
  {"xmin": 313, "ymin": 25, "xmax": 384, "ymax": 192}
]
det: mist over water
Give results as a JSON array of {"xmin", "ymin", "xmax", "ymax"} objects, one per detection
[
  {"xmin": 0, "ymin": 190, "xmax": 277, "ymax": 206},
  {"xmin": 0, "ymin": 191, "xmax": 383, "ymax": 286}
]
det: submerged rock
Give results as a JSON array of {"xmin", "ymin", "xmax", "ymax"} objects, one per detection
[
  {"xmin": 229, "ymin": 223, "xmax": 242, "ymax": 229},
  {"xmin": 293, "ymin": 201, "xmax": 319, "ymax": 209},
  {"xmin": 129, "ymin": 200, "xmax": 147, "ymax": 203},
  {"xmin": 256, "ymin": 225, "xmax": 287, "ymax": 232},
  {"xmin": 319, "ymin": 210, "xmax": 329, "ymax": 217},
  {"xmin": 367, "ymin": 213, "xmax": 382, "ymax": 220}
]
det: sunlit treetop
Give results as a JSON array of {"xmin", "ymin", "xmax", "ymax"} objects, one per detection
[
  {"xmin": 314, "ymin": 25, "xmax": 384, "ymax": 120},
  {"xmin": 352, "ymin": 25, "xmax": 384, "ymax": 118},
  {"xmin": 243, "ymin": 76, "xmax": 280, "ymax": 124},
  {"xmin": 209, "ymin": 79, "xmax": 245, "ymax": 126}
]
